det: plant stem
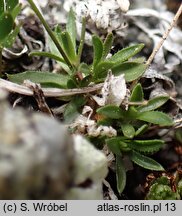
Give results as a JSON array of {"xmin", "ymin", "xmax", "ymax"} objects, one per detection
[
  {"xmin": 27, "ymin": 0, "xmax": 74, "ymax": 70},
  {"xmin": 77, "ymin": 17, "xmax": 86, "ymax": 66}
]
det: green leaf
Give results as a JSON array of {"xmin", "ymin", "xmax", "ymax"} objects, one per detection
[
  {"xmin": 66, "ymin": 8, "xmax": 76, "ymax": 51},
  {"xmin": 130, "ymin": 151, "xmax": 164, "ymax": 171},
  {"xmin": 130, "ymin": 83, "xmax": 144, "ymax": 102},
  {"xmin": 7, "ymin": 71, "xmax": 69, "ymax": 88},
  {"xmin": 64, "ymin": 102, "xmax": 80, "ymax": 124},
  {"xmin": 29, "ymin": 51, "xmax": 65, "ymax": 63},
  {"xmin": 137, "ymin": 96, "xmax": 169, "ymax": 112},
  {"xmin": 135, "ymin": 124, "xmax": 148, "ymax": 136},
  {"xmin": 131, "ymin": 57, "xmax": 145, "ymax": 64},
  {"xmin": 102, "ymin": 32, "xmax": 113, "ymax": 59},
  {"xmin": 94, "ymin": 60, "xmax": 114, "ymax": 80},
  {"xmin": 47, "ymin": 26, "xmax": 70, "ymax": 73},
  {"xmin": 6, "ymin": 0, "xmax": 18, "ymax": 11},
  {"xmin": 80, "ymin": 75, "xmax": 92, "ymax": 87},
  {"xmin": 92, "ymin": 35, "xmax": 103, "ymax": 67},
  {"xmin": 63, "ymin": 96, "xmax": 85, "ymax": 123},
  {"xmin": 128, "ymin": 139, "xmax": 164, "ymax": 153},
  {"xmin": 48, "ymin": 26, "xmax": 62, "ymax": 56},
  {"xmin": 154, "ymin": 176, "xmax": 170, "ymax": 185},
  {"xmin": 78, "ymin": 63, "xmax": 90, "ymax": 76},
  {"xmin": 112, "ymin": 62, "xmax": 147, "ymax": 82},
  {"xmin": 0, "ymin": 0, "xmax": 4, "ymax": 15},
  {"xmin": 97, "ymin": 105, "xmax": 124, "ymax": 119},
  {"xmin": 97, "ymin": 117, "xmax": 113, "ymax": 126},
  {"xmin": 60, "ymin": 31, "xmax": 77, "ymax": 63},
  {"xmin": 106, "ymin": 137, "xmax": 131, "ymax": 153},
  {"xmin": 124, "ymin": 106, "xmax": 138, "ymax": 120},
  {"xmin": 175, "ymin": 128, "xmax": 182, "ymax": 144},
  {"xmin": 53, "ymin": 24, "xmax": 63, "ymax": 47},
  {"xmin": 121, "ymin": 123, "xmax": 135, "ymax": 139},
  {"xmin": 136, "ymin": 111, "xmax": 173, "ymax": 126},
  {"xmin": 146, "ymin": 183, "xmax": 177, "ymax": 200},
  {"xmin": 109, "ymin": 44, "xmax": 144, "ymax": 63},
  {"xmin": 116, "ymin": 156, "xmax": 126, "ymax": 194},
  {"xmin": 67, "ymin": 78, "xmax": 77, "ymax": 88},
  {"xmin": 77, "ymin": 17, "xmax": 86, "ymax": 64},
  {"xmin": 0, "ymin": 23, "xmax": 20, "ymax": 48},
  {"xmin": 10, "ymin": 3, "xmax": 22, "ymax": 20},
  {"xmin": 0, "ymin": 12, "xmax": 13, "ymax": 41},
  {"xmin": 106, "ymin": 138, "xmax": 122, "ymax": 155}
]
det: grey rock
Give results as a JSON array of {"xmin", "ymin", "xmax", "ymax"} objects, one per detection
[
  {"xmin": 0, "ymin": 89, "xmax": 74, "ymax": 199},
  {"xmin": 0, "ymin": 89, "xmax": 108, "ymax": 200},
  {"xmin": 65, "ymin": 135, "xmax": 108, "ymax": 199}
]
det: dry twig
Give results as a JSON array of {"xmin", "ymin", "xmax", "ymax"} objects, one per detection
[
  {"xmin": 146, "ymin": 3, "xmax": 182, "ymax": 66},
  {"xmin": 0, "ymin": 78, "xmax": 103, "ymax": 97}
]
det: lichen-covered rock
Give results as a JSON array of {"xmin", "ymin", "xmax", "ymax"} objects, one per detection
[
  {"xmin": 65, "ymin": 135, "xmax": 108, "ymax": 199},
  {"xmin": 0, "ymin": 89, "xmax": 74, "ymax": 199},
  {"xmin": 0, "ymin": 89, "xmax": 108, "ymax": 200}
]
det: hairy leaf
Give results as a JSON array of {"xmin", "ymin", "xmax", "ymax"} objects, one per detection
[
  {"xmin": 137, "ymin": 96, "xmax": 169, "ymax": 112},
  {"xmin": 46, "ymin": 28, "xmax": 71, "ymax": 73},
  {"xmin": 92, "ymin": 35, "xmax": 103, "ymax": 67},
  {"xmin": 48, "ymin": 26, "xmax": 70, "ymax": 73},
  {"xmin": 102, "ymin": 32, "xmax": 114, "ymax": 59},
  {"xmin": 97, "ymin": 105, "xmax": 124, "ymax": 119},
  {"xmin": 121, "ymin": 123, "xmax": 135, "ymax": 139},
  {"xmin": 10, "ymin": 3, "xmax": 21, "ymax": 20},
  {"xmin": 66, "ymin": 8, "xmax": 76, "ymax": 51},
  {"xmin": 77, "ymin": 17, "xmax": 86, "ymax": 64},
  {"xmin": 116, "ymin": 156, "xmax": 126, "ymax": 194},
  {"xmin": 94, "ymin": 60, "xmax": 114, "ymax": 80},
  {"xmin": 130, "ymin": 151, "xmax": 164, "ymax": 171},
  {"xmin": 175, "ymin": 128, "xmax": 182, "ymax": 144},
  {"xmin": 130, "ymin": 83, "xmax": 144, "ymax": 102},
  {"xmin": 29, "ymin": 51, "xmax": 65, "ymax": 63},
  {"xmin": 0, "ymin": 12, "xmax": 13, "ymax": 41},
  {"xmin": 53, "ymin": 24, "xmax": 63, "ymax": 47},
  {"xmin": 61, "ymin": 31, "xmax": 77, "ymax": 63},
  {"xmin": 106, "ymin": 137, "xmax": 131, "ymax": 153},
  {"xmin": 109, "ymin": 44, "xmax": 144, "ymax": 63},
  {"xmin": 112, "ymin": 62, "xmax": 147, "ymax": 82},
  {"xmin": 67, "ymin": 78, "xmax": 77, "ymax": 88},
  {"xmin": 106, "ymin": 138, "xmax": 122, "ymax": 155},
  {"xmin": 48, "ymin": 25, "xmax": 62, "ymax": 56},
  {"xmin": 6, "ymin": 0, "xmax": 18, "ymax": 11},
  {"xmin": 124, "ymin": 106, "xmax": 138, "ymax": 120},
  {"xmin": 80, "ymin": 75, "xmax": 92, "ymax": 87},
  {"xmin": 78, "ymin": 63, "xmax": 90, "ymax": 76},
  {"xmin": 128, "ymin": 139, "xmax": 164, "ymax": 153},
  {"xmin": 135, "ymin": 124, "xmax": 148, "ymax": 136},
  {"xmin": 1, "ymin": 23, "xmax": 20, "ymax": 48},
  {"xmin": 8, "ymin": 71, "xmax": 69, "ymax": 88},
  {"xmin": 64, "ymin": 96, "xmax": 85, "ymax": 123},
  {"xmin": 136, "ymin": 111, "xmax": 173, "ymax": 126},
  {"xmin": 0, "ymin": 0, "xmax": 4, "ymax": 15}
]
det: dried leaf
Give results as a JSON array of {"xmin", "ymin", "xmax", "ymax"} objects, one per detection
[{"xmin": 93, "ymin": 72, "xmax": 127, "ymax": 106}]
